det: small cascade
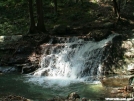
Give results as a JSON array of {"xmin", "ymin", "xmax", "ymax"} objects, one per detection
[{"xmin": 27, "ymin": 34, "xmax": 120, "ymax": 87}]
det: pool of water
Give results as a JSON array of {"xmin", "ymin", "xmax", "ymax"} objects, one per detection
[{"xmin": 0, "ymin": 73, "xmax": 109, "ymax": 101}]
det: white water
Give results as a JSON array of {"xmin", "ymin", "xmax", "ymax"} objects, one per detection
[{"xmin": 27, "ymin": 34, "xmax": 119, "ymax": 87}]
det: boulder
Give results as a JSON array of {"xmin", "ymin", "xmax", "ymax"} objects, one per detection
[
  {"xmin": 15, "ymin": 63, "xmax": 39, "ymax": 74},
  {"xmin": 122, "ymin": 41, "xmax": 133, "ymax": 50},
  {"xmin": 67, "ymin": 92, "xmax": 80, "ymax": 100},
  {"xmin": 123, "ymin": 85, "xmax": 133, "ymax": 92},
  {"xmin": 124, "ymin": 52, "xmax": 134, "ymax": 58},
  {"xmin": 127, "ymin": 63, "xmax": 134, "ymax": 72},
  {"xmin": 81, "ymin": 97, "xmax": 88, "ymax": 101},
  {"xmin": 0, "ymin": 95, "xmax": 32, "ymax": 101}
]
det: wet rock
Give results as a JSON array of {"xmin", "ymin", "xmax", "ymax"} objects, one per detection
[
  {"xmin": 0, "ymin": 66, "xmax": 17, "ymax": 73},
  {"xmin": 110, "ymin": 89, "xmax": 118, "ymax": 94},
  {"xmin": 81, "ymin": 97, "xmax": 87, "ymax": 101},
  {"xmin": 122, "ymin": 41, "xmax": 133, "ymax": 50},
  {"xmin": 52, "ymin": 96, "xmax": 65, "ymax": 101},
  {"xmin": 124, "ymin": 52, "xmax": 134, "ymax": 58},
  {"xmin": 40, "ymin": 70, "xmax": 49, "ymax": 76},
  {"xmin": 22, "ymin": 65, "xmax": 38, "ymax": 74},
  {"xmin": 0, "ymin": 95, "xmax": 32, "ymax": 101},
  {"xmin": 75, "ymin": 98, "xmax": 81, "ymax": 101},
  {"xmin": 117, "ymin": 85, "xmax": 134, "ymax": 98},
  {"xmin": 123, "ymin": 85, "xmax": 133, "ymax": 92},
  {"xmin": 127, "ymin": 63, "xmax": 134, "ymax": 72},
  {"xmin": 15, "ymin": 63, "xmax": 39, "ymax": 74},
  {"xmin": 67, "ymin": 92, "xmax": 80, "ymax": 100}
]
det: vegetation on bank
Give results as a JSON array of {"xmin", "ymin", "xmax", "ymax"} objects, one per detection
[{"xmin": 0, "ymin": 0, "xmax": 133, "ymax": 35}]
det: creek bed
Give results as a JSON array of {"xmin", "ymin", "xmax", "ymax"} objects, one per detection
[
  {"xmin": 0, "ymin": 73, "xmax": 133, "ymax": 101},
  {"xmin": 0, "ymin": 73, "xmax": 108, "ymax": 101}
]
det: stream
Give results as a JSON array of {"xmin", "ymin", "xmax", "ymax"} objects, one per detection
[
  {"xmin": 0, "ymin": 73, "xmax": 132, "ymax": 101},
  {"xmin": 0, "ymin": 73, "xmax": 108, "ymax": 101}
]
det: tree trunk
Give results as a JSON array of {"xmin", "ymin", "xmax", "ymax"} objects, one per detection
[
  {"xmin": 113, "ymin": 0, "xmax": 120, "ymax": 21},
  {"xmin": 76, "ymin": 0, "xmax": 78, "ymax": 3},
  {"xmin": 36, "ymin": 0, "xmax": 46, "ymax": 33},
  {"xmin": 28, "ymin": 0, "xmax": 36, "ymax": 33},
  {"xmin": 53, "ymin": 0, "xmax": 57, "ymax": 14}
]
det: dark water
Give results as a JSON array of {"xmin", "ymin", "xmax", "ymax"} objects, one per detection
[{"xmin": 0, "ymin": 74, "xmax": 108, "ymax": 101}]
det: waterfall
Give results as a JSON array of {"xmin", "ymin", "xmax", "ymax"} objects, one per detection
[{"xmin": 27, "ymin": 34, "xmax": 120, "ymax": 87}]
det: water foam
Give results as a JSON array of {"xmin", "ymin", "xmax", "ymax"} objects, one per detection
[{"xmin": 27, "ymin": 34, "xmax": 119, "ymax": 87}]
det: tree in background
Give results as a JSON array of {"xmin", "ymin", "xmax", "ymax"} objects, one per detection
[
  {"xmin": 28, "ymin": 0, "xmax": 46, "ymax": 34},
  {"xmin": 28, "ymin": 0, "xmax": 36, "ymax": 33},
  {"xmin": 53, "ymin": 0, "xmax": 57, "ymax": 14},
  {"xmin": 113, "ymin": 0, "xmax": 127, "ymax": 21},
  {"xmin": 113, "ymin": 0, "xmax": 121, "ymax": 20},
  {"xmin": 36, "ymin": 0, "xmax": 46, "ymax": 33}
]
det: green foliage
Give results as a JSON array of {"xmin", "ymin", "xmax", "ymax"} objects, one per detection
[
  {"xmin": 0, "ymin": 0, "xmax": 134, "ymax": 36},
  {"xmin": 0, "ymin": 0, "xmax": 29, "ymax": 35},
  {"xmin": 44, "ymin": 1, "xmax": 97, "ymax": 29},
  {"xmin": 0, "ymin": 0, "xmax": 101, "ymax": 35}
]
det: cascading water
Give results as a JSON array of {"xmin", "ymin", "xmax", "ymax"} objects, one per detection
[{"xmin": 27, "ymin": 34, "xmax": 120, "ymax": 87}]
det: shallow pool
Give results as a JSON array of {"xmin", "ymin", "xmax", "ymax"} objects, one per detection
[{"xmin": 0, "ymin": 73, "xmax": 110, "ymax": 101}]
